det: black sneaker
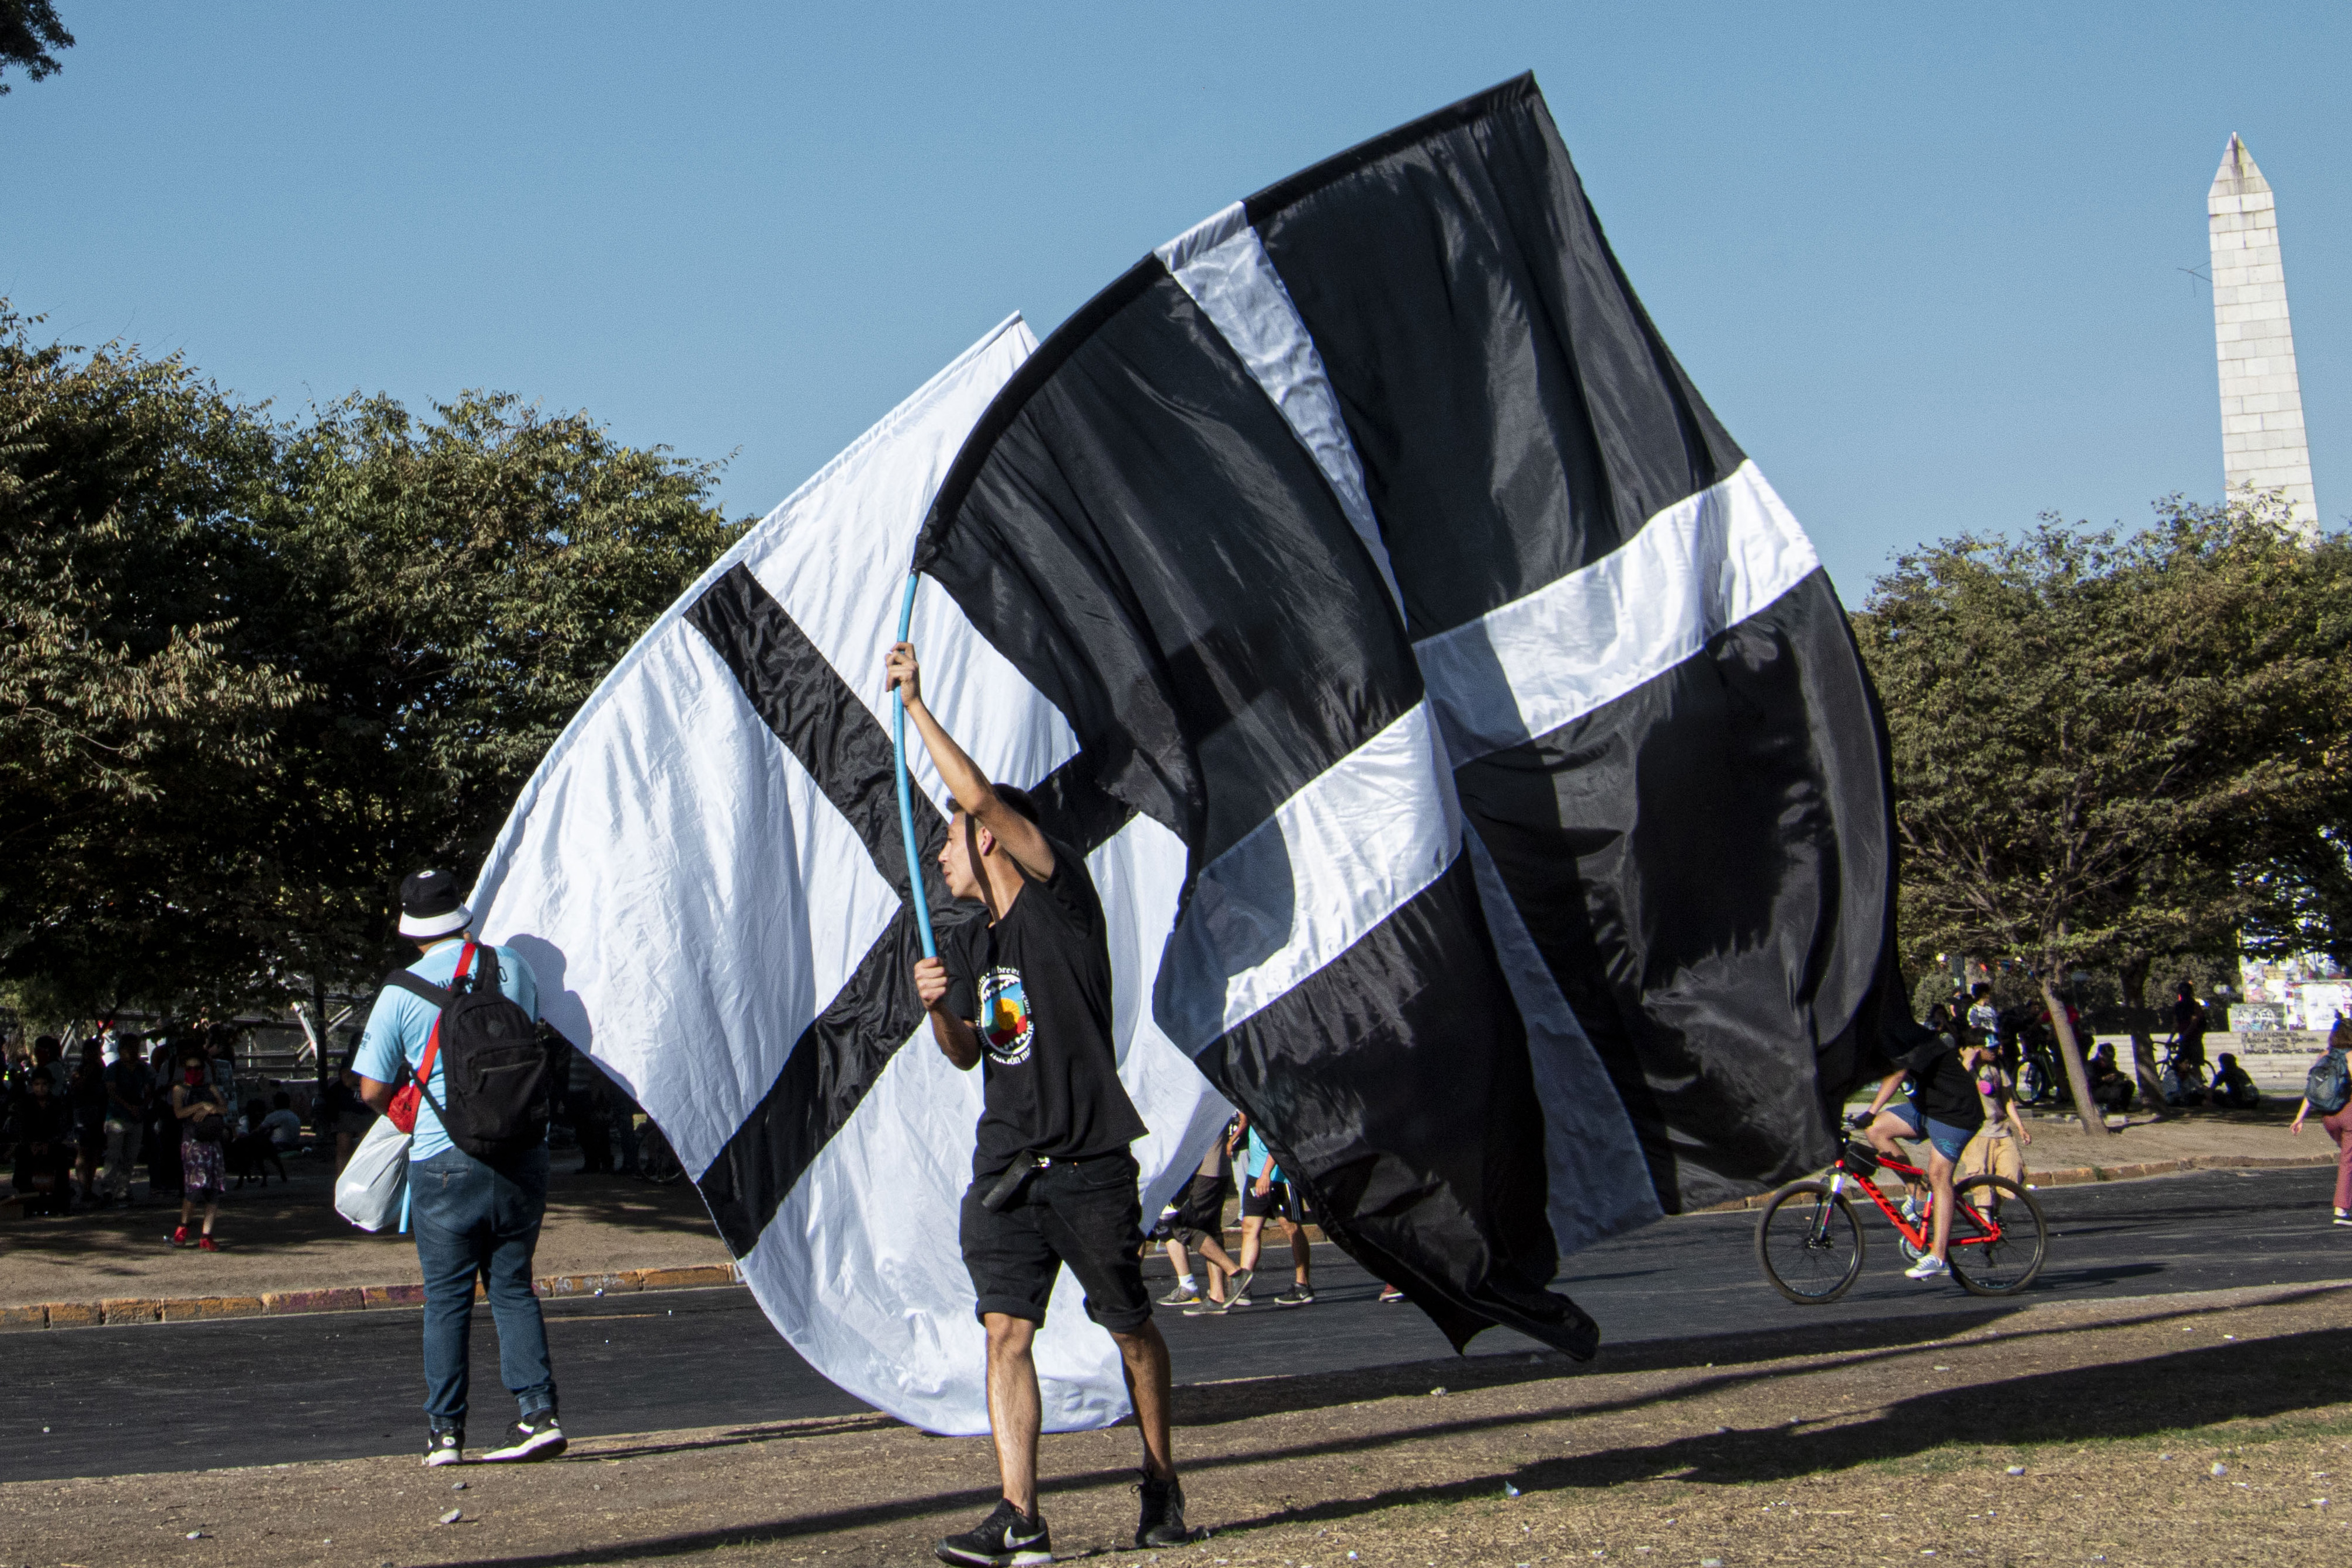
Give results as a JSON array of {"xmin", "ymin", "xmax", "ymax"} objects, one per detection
[
  {"xmin": 481, "ymin": 1410, "xmax": 566, "ymax": 1462},
  {"xmin": 1272, "ymin": 1285, "xmax": 1315, "ymax": 1307},
  {"xmin": 422, "ymin": 1427, "xmax": 463, "ymax": 1468},
  {"xmin": 1556, "ymin": 1298, "xmax": 1601, "ymax": 1362},
  {"xmin": 935, "ymin": 1497, "xmax": 1051, "ymax": 1566},
  {"xmin": 1136, "ymin": 1472, "xmax": 1191, "ymax": 1548}
]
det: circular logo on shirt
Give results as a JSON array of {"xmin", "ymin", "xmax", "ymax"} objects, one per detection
[{"xmin": 977, "ymin": 967, "xmax": 1033, "ymax": 1066}]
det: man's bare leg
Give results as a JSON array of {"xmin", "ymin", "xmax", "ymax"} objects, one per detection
[
  {"xmin": 1108, "ymin": 1320, "xmax": 1175, "ymax": 1482},
  {"xmin": 1927, "ymin": 1150, "xmax": 1957, "ymax": 1263},
  {"xmin": 982, "ymin": 1312, "xmax": 1042, "ymax": 1515},
  {"xmin": 1285, "ymin": 1218, "xmax": 1311, "ymax": 1286}
]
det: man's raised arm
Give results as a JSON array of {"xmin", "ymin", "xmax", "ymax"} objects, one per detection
[{"xmin": 884, "ymin": 640, "xmax": 1054, "ymax": 880}]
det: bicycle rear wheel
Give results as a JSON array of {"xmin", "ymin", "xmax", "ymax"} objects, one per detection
[
  {"xmin": 2017, "ymin": 1059, "xmax": 2050, "ymax": 1104},
  {"xmin": 1947, "ymin": 1175, "xmax": 2048, "ymax": 1296},
  {"xmin": 1756, "ymin": 1181, "xmax": 1865, "ymax": 1303}
]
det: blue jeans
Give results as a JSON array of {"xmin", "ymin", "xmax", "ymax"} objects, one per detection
[{"xmin": 411, "ymin": 1144, "xmax": 555, "ymax": 1430}]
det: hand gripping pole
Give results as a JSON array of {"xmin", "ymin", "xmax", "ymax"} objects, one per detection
[{"xmin": 893, "ymin": 572, "xmax": 938, "ymax": 960}]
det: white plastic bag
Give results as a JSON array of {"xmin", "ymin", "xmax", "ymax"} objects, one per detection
[{"xmin": 334, "ymin": 1115, "xmax": 412, "ymax": 1232}]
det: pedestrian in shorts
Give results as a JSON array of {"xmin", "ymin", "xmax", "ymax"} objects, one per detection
[
  {"xmin": 1231, "ymin": 1114, "xmax": 1313, "ymax": 1308},
  {"xmin": 1160, "ymin": 1119, "xmax": 1248, "ymax": 1310},
  {"xmin": 893, "ymin": 640, "xmax": 1190, "ymax": 1565}
]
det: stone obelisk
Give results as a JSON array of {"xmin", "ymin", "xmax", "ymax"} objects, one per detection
[{"xmin": 2208, "ymin": 133, "xmax": 2318, "ymax": 530}]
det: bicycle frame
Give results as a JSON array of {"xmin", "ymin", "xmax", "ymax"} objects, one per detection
[{"xmin": 1824, "ymin": 1147, "xmax": 2009, "ymax": 1253}]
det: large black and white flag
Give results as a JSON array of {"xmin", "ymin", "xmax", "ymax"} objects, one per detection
[
  {"xmin": 469, "ymin": 318, "xmax": 1230, "ymax": 1436},
  {"xmin": 470, "ymin": 71, "xmax": 1895, "ymax": 1431},
  {"xmin": 918, "ymin": 74, "xmax": 1895, "ymax": 1348}
]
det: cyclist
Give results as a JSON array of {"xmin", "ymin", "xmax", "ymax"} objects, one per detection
[
  {"xmin": 1857, "ymin": 1020, "xmax": 1987, "ymax": 1281},
  {"xmin": 2171, "ymin": 981, "xmax": 2211, "ymax": 1081}
]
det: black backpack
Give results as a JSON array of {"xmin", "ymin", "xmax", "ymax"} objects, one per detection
[
  {"xmin": 2306, "ymin": 1047, "xmax": 2352, "ymax": 1117},
  {"xmin": 385, "ymin": 943, "xmax": 551, "ymax": 1161}
]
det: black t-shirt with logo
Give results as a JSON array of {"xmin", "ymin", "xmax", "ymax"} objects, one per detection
[
  {"xmin": 941, "ymin": 831, "xmax": 1147, "ymax": 1178},
  {"xmin": 1900, "ymin": 1035, "xmax": 1986, "ymax": 1130}
]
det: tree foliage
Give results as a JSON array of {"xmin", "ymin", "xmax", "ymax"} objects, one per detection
[
  {"xmin": 0, "ymin": 0, "xmax": 71, "ymax": 93},
  {"xmin": 1855, "ymin": 497, "xmax": 2352, "ymax": 1129},
  {"xmin": 0, "ymin": 304, "xmax": 745, "ymax": 1017}
]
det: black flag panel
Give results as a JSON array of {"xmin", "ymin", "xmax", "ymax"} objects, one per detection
[
  {"xmin": 1241, "ymin": 74, "xmax": 1896, "ymax": 1209},
  {"xmin": 918, "ymin": 73, "xmax": 1896, "ymax": 1351},
  {"xmin": 917, "ymin": 258, "xmax": 1592, "ymax": 1356}
]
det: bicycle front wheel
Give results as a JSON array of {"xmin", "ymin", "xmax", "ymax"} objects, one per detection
[
  {"xmin": 1756, "ymin": 1181, "xmax": 1865, "ymax": 1303},
  {"xmin": 1947, "ymin": 1175, "xmax": 2048, "ymax": 1296}
]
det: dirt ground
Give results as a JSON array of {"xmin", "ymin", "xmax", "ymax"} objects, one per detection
[
  {"xmin": 8, "ymin": 1279, "xmax": 2348, "ymax": 1567},
  {"xmin": 2001, "ymin": 1098, "xmax": 2322, "ymax": 1170},
  {"xmin": 0, "ymin": 1161, "xmax": 729, "ymax": 1307}
]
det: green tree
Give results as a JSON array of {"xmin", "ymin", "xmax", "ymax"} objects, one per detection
[
  {"xmin": 246, "ymin": 391, "xmax": 744, "ymax": 1022},
  {"xmin": 0, "ymin": 0, "xmax": 71, "ymax": 93},
  {"xmin": 0, "ymin": 304, "xmax": 303, "ymax": 1015},
  {"xmin": 1, "ymin": 303, "xmax": 747, "ymax": 1032},
  {"xmin": 1855, "ymin": 497, "xmax": 2352, "ymax": 1133}
]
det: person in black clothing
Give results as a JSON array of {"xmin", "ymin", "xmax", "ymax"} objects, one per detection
[
  {"xmin": 10, "ymin": 1070, "xmax": 76, "ymax": 1216},
  {"xmin": 890, "ymin": 640, "xmax": 1188, "ymax": 1567},
  {"xmin": 68, "ymin": 1040, "xmax": 107, "ymax": 1208},
  {"xmin": 2173, "ymin": 981, "xmax": 2211, "ymax": 1075},
  {"xmin": 2211, "ymin": 1052, "xmax": 2261, "ymax": 1110},
  {"xmin": 1858, "ymin": 1021, "xmax": 1987, "ymax": 1282}
]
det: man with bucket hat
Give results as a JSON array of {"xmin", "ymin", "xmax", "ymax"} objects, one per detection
[{"xmin": 354, "ymin": 869, "xmax": 561, "ymax": 1468}]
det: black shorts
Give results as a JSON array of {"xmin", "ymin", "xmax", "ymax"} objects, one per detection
[
  {"xmin": 1241, "ymin": 1177, "xmax": 1300, "ymax": 1223},
  {"xmin": 1168, "ymin": 1171, "xmax": 1227, "ymax": 1244},
  {"xmin": 961, "ymin": 1150, "xmax": 1151, "ymax": 1333}
]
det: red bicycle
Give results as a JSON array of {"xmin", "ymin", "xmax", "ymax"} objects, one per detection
[{"xmin": 1754, "ymin": 1137, "xmax": 2049, "ymax": 1302}]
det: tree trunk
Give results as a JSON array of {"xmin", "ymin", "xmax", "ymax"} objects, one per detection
[
  {"xmin": 2117, "ymin": 953, "xmax": 2169, "ymax": 1119},
  {"xmin": 2041, "ymin": 977, "xmax": 2111, "ymax": 1137}
]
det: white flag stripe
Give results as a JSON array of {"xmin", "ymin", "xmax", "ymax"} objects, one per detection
[
  {"xmin": 472, "ymin": 318, "xmax": 1224, "ymax": 1437},
  {"xmin": 1156, "ymin": 203, "xmax": 1406, "ymax": 612},
  {"xmin": 483, "ymin": 623, "xmax": 897, "ymax": 1177},
  {"xmin": 1154, "ymin": 700, "xmax": 1460, "ymax": 1055},
  {"xmin": 737, "ymin": 315, "xmax": 1073, "ymax": 820},
  {"xmin": 744, "ymin": 811, "xmax": 1202, "ymax": 1437},
  {"xmin": 1411, "ymin": 461, "xmax": 1822, "ymax": 764}
]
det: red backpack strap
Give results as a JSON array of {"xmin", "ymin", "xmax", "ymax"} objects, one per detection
[{"xmin": 412, "ymin": 941, "xmax": 479, "ymax": 1089}]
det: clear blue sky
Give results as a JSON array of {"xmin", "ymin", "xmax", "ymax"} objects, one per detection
[{"xmin": 5, "ymin": 2, "xmax": 2344, "ymax": 601}]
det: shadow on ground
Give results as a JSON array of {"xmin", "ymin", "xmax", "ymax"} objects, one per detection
[{"xmin": 416, "ymin": 1287, "xmax": 2352, "ymax": 1568}]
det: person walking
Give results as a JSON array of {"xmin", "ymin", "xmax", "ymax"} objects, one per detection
[
  {"xmin": 169, "ymin": 1047, "xmax": 229, "ymax": 1248},
  {"xmin": 1232, "ymin": 1113, "xmax": 1313, "ymax": 1308},
  {"xmin": 2289, "ymin": 1014, "xmax": 2352, "ymax": 1226},
  {"xmin": 1160, "ymin": 1119, "xmax": 1246, "ymax": 1311},
  {"xmin": 1959, "ymin": 1046, "xmax": 2032, "ymax": 1208},
  {"xmin": 101, "ymin": 1033, "xmax": 150, "ymax": 1205},
  {"xmin": 354, "ymin": 869, "xmax": 563, "ymax": 1469},
  {"xmin": 892, "ymin": 640, "xmax": 1191, "ymax": 1564}
]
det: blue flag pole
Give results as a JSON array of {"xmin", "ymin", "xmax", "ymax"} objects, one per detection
[{"xmin": 893, "ymin": 571, "xmax": 938, "ymax": 960}]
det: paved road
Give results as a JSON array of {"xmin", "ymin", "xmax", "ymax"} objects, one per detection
[{"xmin": 5, "ymin": 1166, "xmax": 2346, "ymax": 1483}]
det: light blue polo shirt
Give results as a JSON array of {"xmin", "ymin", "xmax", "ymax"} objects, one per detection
[
  {"xmin": 1245, "ymin": 1128, "xmax": 1282, "ymax": 1185},
  {"xmin": 353, "ymin": 938, "xmax": 539, "ymax": 1162}
]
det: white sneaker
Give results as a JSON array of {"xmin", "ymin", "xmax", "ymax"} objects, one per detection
[
  {"xmin": 1157, "ymin": 1281, "xmax": 1201, "ymax": 1306},
  {"xmin": 1904, "ymin": 1255, "xmax": 1948, "ymax": 1281}
]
